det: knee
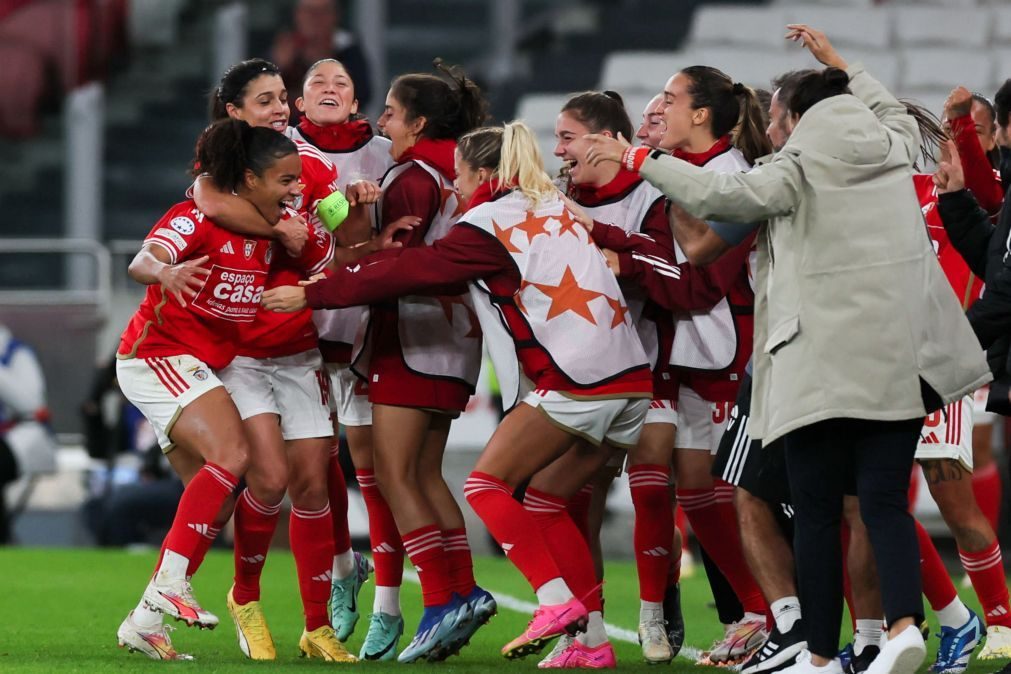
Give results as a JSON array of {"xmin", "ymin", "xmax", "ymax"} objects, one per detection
[
  {"xmin": 248, "ymin": 466, "xmax": 288, "ymax": 505},
  {"xmin": 214, "ymin": 439, "xmax": 249, "ymax": 478},
  {"xmin": 287, "ymin": 474, "xmax": 328, "ymax": 509}
]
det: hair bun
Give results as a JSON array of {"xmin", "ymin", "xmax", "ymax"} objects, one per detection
[
  {"xmin": 822, "ymin": 67, "xmax": 850, "ymax": 88},
  {"xmin": 602, "ymin": 90, "xmax": 625, "ymax": 105},
  {"xmin": 732, "ymin": 82, "xmax": 746, "ymax": 95}
]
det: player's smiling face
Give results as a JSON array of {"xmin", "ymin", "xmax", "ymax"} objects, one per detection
[
  {"xmin": 554, "ymin": 111, "xmax": 611, "ymax": 187},
  {"xmin": 298, "ymin": 60, "xmax": 358, "ymax": 126},
  {"xmin": 243, "ymin": 152, "xmax": 303, "ymax": 225},
  {"xmin": 659, "ymin": 72, "xmax": 700, "ymax": 152},
  {"xmin": 226, "ymin": 73, "xmax": 290, "ymax": 132}
]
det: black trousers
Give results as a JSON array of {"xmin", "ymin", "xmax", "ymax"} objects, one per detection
[{"xmin": 784, "ymin": 417, "xmax": 923, "ymax": 658}]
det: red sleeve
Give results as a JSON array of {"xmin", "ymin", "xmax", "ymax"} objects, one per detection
[
  {"xmin": 305, "ymin": 224, "xmax": 514, "ymax": 309},
  {"xmin": 950, "ymin": 114, "xmax": 1003, "ymax": 215},
  {"xmin": 144, "ymin": 202, "xmax": 208, "ymax": 264},
  {"xmin": 291, "ymin": 221, "xmax": 335, "ymax": 276},
  {"xmin": 382, "ymin": 166, "xmax": 441, "ymax": 247},
  {"xmin": 298, "ymin": 146, "xmax": 341, "ymax": 217},
  {"xmin": 594, "ymin": 199, "xmax": 747, "ymax": 312}
]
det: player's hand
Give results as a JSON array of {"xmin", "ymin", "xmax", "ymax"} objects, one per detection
[
  {"xmin": 299, "ymin": 273, "xmax": 326, "ymax": 286},
  {"xmin": 560, "ymin": 195, "xmax": 594, "ymax": 232},
  {"xmin": 785, "ymin": 25, "xmax": 847, "ymax": 70},
  {"xmin": 261, "ymin": 285, "xmax": 308, "ymax": 312},
  {"xmin": 158, "ymin": 255, "xmax": 211, "ymax": 307},
  {"xmin": 345, "ymin": 180, "xmax": 382, "ymax": 206},
  {"xmin": 376, "ymin": 216, "xmax": 422, "ymax": 250},
  {"xmin": 944, "ymin": 86, "xmax": 973, "ymax": 121},
  {"xmin": 602, "ymin": 248, "xmax": 620, "ymax": 275},
  {"xmin": 275, "ymin": 215, "xmax": 308, "ymax": 256},
  {"xmin": 584, "ymin": 133, "xmax": 631, "ymax": 167},
  {"xmin": 934, "ymin": 139, "xmax": 966, "ymax": 194}
]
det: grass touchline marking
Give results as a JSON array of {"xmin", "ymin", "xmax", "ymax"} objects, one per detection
[{"xmin": 402, "ymin": 570, "xmax": 703, "ymax": 662}]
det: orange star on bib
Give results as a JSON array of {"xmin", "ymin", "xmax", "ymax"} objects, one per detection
[
  {"xmin": 604, "ymin": 295, "xmax": 630, "ymax": 328},
  {"xmin": 514, "ymin": 211, "xmax": 553, "ymax": 245},
  {"xmin": 529, "ymin": 265, "xmax": 602, "ymax": 325},
  {"xmin": 492, "ymin": 219, "xmax": 522, "ymax": 253}
]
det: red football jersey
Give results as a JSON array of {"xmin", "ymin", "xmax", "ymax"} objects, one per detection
[
  {"xmin": 294, "ymin": 139, "xmax": 340, "ymax": 224},
  {"xmin": 117, "ymin": 200, "xmax": 272, "ymax": 370},
  {"xmin": 914, "ymin": 173, "xmax": 985, "ymax": 309},
  {"xmin": 239, "ymin": 220, "xmax": 335, "ymax": 358}
]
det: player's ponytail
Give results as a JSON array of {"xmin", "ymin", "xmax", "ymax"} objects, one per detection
[
  {"xmin": 500, "ymin": 122, "xmax": 556, "ymax": 205},
  {"xmin": 192, "ymin": 119, "xmax": 296, "ymax": 192},
  {"xmin": 390, "ymin": 60, "xmax": 489, "ymax": 141}
]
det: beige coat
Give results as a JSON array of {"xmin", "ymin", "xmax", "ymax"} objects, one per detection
[{"xmin": 639, "ymin": 64, "xmax": 991, "ymax": 443}]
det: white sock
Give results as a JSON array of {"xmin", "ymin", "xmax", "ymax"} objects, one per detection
[
  {"xmin": 131, "ymin": 601, "xmax": 163, "ymax": 629},
  {"xmin": 332, "ymin": 549, "xmax": 356, "ymax": 580},
  {"xmin": 742, "ymin": 611, "xmax": 765, "ymax": 624},
  {"xmin": 373, "ymin": 585, "xmax": 401, "ymax": 616},
  {"xmin": 771, "ymin": 596, "xmax": 802, "ymax": 633},
  {"xmin": 854, "ymin": 619, "xmax": 884, "ymax": 655},
  {"xmin": 576, "ymin": 611, "xmax": 608, "ymax": 648},
  {"xmin": 154, "ymin": 549, "xmax": 188, "ymax": 584},
  {"xmin": 535, "ymin": 578, "xmax": 574, "ymax": 606},
  {"xmin": 935, "ymin": 597, "xmax": 971, "ymax": 629},
  {"xmin": 640, "ymin": 599, "xmax": 663, "ymax": 622}
]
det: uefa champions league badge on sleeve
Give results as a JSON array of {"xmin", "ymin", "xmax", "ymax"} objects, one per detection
[{"xmin": 317, "ymin": 191, "xmax": 350, "ymax": 232}]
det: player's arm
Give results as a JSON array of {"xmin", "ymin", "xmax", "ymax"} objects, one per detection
[
  {"xmin": 128, "ymin": 244, "xmax": 210, "ymax": 307},
  {"xmin": 192, "ymin": 175, "xmax": 308, "ymax": 254}
]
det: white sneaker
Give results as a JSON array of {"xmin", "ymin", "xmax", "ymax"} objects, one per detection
[
  {"xmin": 979, "ymin": 625, "xmax": 1011, "ymax": 660},
  {"xmin": 780, "ymin": 650, "xmax": 843, "ymax": 674},
  {"xmin": 142, "ymin": 577, "xmax": 219, "ymax": 629},
  {"xmin": 866, "ymin": 625, "xmax": 926, "ymax": 674},
  {"xmin": 639, "ymin": 612, "xmax": 674, "ymax": 664},
  {"xmin": 710, "ymin": 615, "xmax": 769, "ymax": 663},
  {"xmin": 117, "ymin": 611, "xmax": 193, "ymax": 660}
]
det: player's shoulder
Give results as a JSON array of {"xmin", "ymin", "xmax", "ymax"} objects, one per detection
[
  {"xmin": 294, "ymin": 138, "xmax": 336, "ymax": 171},
  {"xmin": 157, "ymin": 200, "xmax": 212, "ymax": 232}
]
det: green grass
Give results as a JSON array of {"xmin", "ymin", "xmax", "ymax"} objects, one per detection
[{"xmin": 0, "ymin": 548, "xmax": 1006, "ymax": 672}]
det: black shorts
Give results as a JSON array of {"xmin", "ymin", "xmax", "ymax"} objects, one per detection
[{"xmin": 711, "ymin": 374, "xmax": 792, "ymax": 507}]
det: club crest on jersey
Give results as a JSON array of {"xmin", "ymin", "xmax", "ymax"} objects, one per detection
[
  {"xmin": 265, "ymin": 245, "xmax": 274, "ymax": 265},
  {"xmin": 243, "ymin": 240, "xmax": 256, "ymax": 259},
  {"xmin": 169, "ymin": 216, "xmax": 195, "ymax": 236}
]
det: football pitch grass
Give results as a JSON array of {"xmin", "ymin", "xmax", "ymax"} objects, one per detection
[{"xmin": 0, "ymin": 547, "xmax": 1007, "ymax": 673}]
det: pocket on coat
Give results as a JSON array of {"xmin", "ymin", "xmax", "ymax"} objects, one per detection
[{"xmin": 764, "ymin": 315, "xmax": 799, "ymax": 355}]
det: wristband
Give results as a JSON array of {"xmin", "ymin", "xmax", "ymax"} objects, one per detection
[{"xmin": 621, "ymin": 146, "xmax": 649, "ymax": 173}]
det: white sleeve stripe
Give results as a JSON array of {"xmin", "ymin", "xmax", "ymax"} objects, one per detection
[
  {"xmin": 144, "ymin": 239, "xmax": 179, "ymax": 264},
  {"xmin": 631, "ymin": 253, "xmax": 682, "ymax": 278},
  {"xmin": 307, "ymin": 234, "xmax": 336, "ymax": 277}
]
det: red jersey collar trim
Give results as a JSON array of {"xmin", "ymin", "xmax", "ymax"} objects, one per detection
[
  {"xmin": 672, "ymin": 135, "xmax": 733, "ymax": 167},
  {"xmin": 571, "ymin": 168, "xmax": 642, "ymax": 205},
  {"xmin": 466, "ymin": 179, "xmax": 514, "ymax": 209},
  {"xmin": 297, "ymin": 118, "xmax": 374, "ymax": 152},
  {"xmin": 399, "ymin": 138, "xmax": 457, "ymax": 181}
]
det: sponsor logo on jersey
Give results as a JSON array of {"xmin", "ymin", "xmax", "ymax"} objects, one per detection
[
  {"xmin": 170, "ymin": 216, "xmax": 196, "ymax": 235},
  {"xmin": 243, "ymin": 240, "xmax": 255, "ymax": 259},
  {"xmin": 154, "ymin": 228, "xmax": 187, "ymax": 251}
]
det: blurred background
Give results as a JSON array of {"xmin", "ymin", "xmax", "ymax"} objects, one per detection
[{"xmin": 1, "ymin": 0, "xmax": 1009, "ymax": 562}]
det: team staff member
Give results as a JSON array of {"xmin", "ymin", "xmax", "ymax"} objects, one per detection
[
  {"xmin": 586, "ymin": 25, "xmax": 991, "ymax": 674},
  {"xmin": 264, "ymin": 121, "xmax": 653, "ymax": 668},
  {"xmin": 115, "ymin": 120, "xmax": 298, "ymax": 661},
  {"xmin": 343, "ymin": 61, "xmax": 492, "ymax": 663},
  {"xmin": 287, "ymin": 57, "xmax": 403, "ymax": 659}
]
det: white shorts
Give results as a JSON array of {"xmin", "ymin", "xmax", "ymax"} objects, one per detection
[
  {"xmin": 116, "ymin": 355, "xmax": 224, "ymax": 452},
  {"xmin": 218, "ymin": 350, "xmax": 333, "ymax": 441},
  {"xmin": 327, "ymin": 363, "xmax": 372, "ymax": 427},
  {"xmin": 973, "ymin": 386, "xmax": 997, "ymax": 426},
  {"xmin": 673, "ymin": 386, "xmax": 733, "ymax": 455},
  {"xmin": 522, "ymin": 390, "xmax": 649, "ymax": 449},
  {"xmin": 916, "ymin": 395, "xmax": 973, "ymax": 471},
  {"xmin": 645, "ymin": 398, "xmax": 678, "ymax": 426}
]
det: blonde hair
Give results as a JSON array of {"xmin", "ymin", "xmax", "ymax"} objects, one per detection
[{"xmin": 458, "ymin": 121, "xmax": 556, "ymax": 205}]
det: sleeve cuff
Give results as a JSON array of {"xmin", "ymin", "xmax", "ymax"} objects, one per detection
[
  {"xmin": 621, "ymin": 146, "xmax": 652, "ymax": 173},
  {"xmin": 937, "ymin": 189, "xmax": 971, "ymax": 204}
]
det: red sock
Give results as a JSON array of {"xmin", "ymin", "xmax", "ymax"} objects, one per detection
[
  {"xmin": 524, "ymin": 487, "xmax": 602, "ymax": 612},
  {"xmin": 960, "ymin": 540, "xmax": 1011, "ymax": 628},
  {"xmin": 567, "ymin": 484, "xmax": 593, "ymax": 544},
  {"xmin": 403, "ymin": 525, "xmax": 453, "ymax": 607},
  {"xmin": 629, "ymin": 464, "xmax": 673, "ymax": 603},
  {"xmin": 916, "ymin": 518, "xmax": 958, "ymax": 611},
  {"xmin": 678, "ymin": 484, "xmax": 767, "ymax": 615},
  {"xmin": 973, "ymin": 463, "xmax": 1003, "ymax": 533},
  {"xmin": 291, "ymin": 504, "xmax": 335, "ymax": 631},
  {"xmin": 443, "ymin": 528, "xmax": 476, "ymax": 596},
  {"xmin": 464, "ymin": 471, "xmax": 563, "ymax": 592},
  {"xmin": 328, "ymin": 442, "xmax": 352, "ymax": 556},
  {"xmin": 158, "ymin": 463, "xmax": 237, "ymax": 577},
  {"xmin": 232, "ymin": 488, "xmax": 281, "ymax": 605},
  {"xmin": 357, "ymin": 469, "xmax": 403, "ymax": 587}
]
